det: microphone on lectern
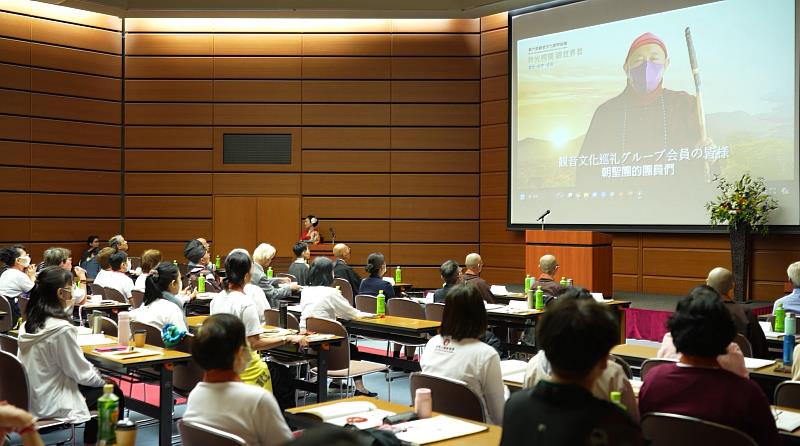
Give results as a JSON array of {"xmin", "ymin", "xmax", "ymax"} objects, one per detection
[{"xmin": 536, "ymin": 209, "xmax": 551, "ymax": 222}]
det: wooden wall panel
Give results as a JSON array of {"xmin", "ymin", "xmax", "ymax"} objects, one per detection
[
  {"xmin": 0, "ymin": 114, "xmax": 30, "ymax": 141},
  {"xmin": 392, "ymin": 57, "xmax": 479, "ymax": 79},
  {"xmin": 302, "ymin": 197, "xmax": 391, "ymax": 219},
  {"xmin": 0, "ymin": 141, "xmax": 30, "ymax": 166},
  {"xmin": 30, "ymin": 93, "xmax": 120, "ymax": 124},
  {"xmin": 125, "ymin": 196, "xmax": 212, "ymax": 218},
  {"xmin": 303, "ymin": 57, "xmax": 390, "ymax": 79},
  {"xmin": 31, "ymin": 69, "xmax": 120, "ymax": 101},
  {"xmin": 256, "ymin": 196, "xmax": 301, "ymax": 256},
  {"xmin": 391, "ymin": 243, "xmax": 479, "ymax": 266},
  {"xmin": 391, "ymin": 174, "xmax": 479, "ymax": 196},
  {"xmin": 302, "ymin": 174, "xmax": 389, "ymax": 196},
  {"xmin": 391, "ymin": 221, "xmax": 478, "ymax": 243},
  {"xmin": 303, "ymin": 127, "xmax": 390, "ymax": 149},
  {"xmin": 482, "ymin": 267, "xmax": 526, "ymax": 286},
  {"xmin": 0, "ymin": 193, "xmax": 30, "ymax": 216},
  {"xmin": 315, "ymin": 220, "xmax": 390, "ymax": 243},
  {"xmin": 214, "ymin": 34, "xmax": 301, "ymax": 56},
  {"xmin": 214, "ymin": 57, "xmax": 301, "ymax": 79},
  {"xmin": 392, "ymin": 34, "xmax": 480, "ymax": 56},
  {"xmin": 0, "ymin": 63, "xmax": 29, "ymax": 90},
  {"xmin": 480, "ymin": 147, "xmax": 507, "ymax": 173},
  {"xmin": 125, "ymin": 150, "xmax": 212, "ymax": 172},
  {"xmin": 30, "ymin": 218, "xmax": 119, "ymax": 242},
  {"xmin": 126, "ymin": 57, "xmax": 213, "ymax": 79},
  {"xmin": 0, "ymin": 218, "xmax": 30, "ymax": 242},
  {"xmin": 0, "ymin": 11, "xmax": 29, "ymax": 40},
  {"xmin": 125, "ymin": 103, "xmax": 212, "ymax": 125},
  {"xmin": 125, "ymin": 127, "xmax": 213, "ymax": 148},
  {"xmin": 31, "ymin": 168, "xmax": 119, "ymax": 194},
  {"xmin": 212, "ymin": 174, "xmax": 301, "ymax": 195},
  {"xmin": 391, "ymin": 127, "xmax": 478, "ymax": 150},
  {"xmin": 125, "ymin": 34, "xmax": 213, "ymax": 55},
  {"xmin": 391, "ymin": 197, "xmax": 479, "ymax": 220},
  {"xmin": 392, "ymin": 19, "xmax": 479, "ymax": 34},
  {"xmin": 213, "ymin": 104, "xmax": 301, "ymax": 126},
  {"xmin": 480, "ymin": 196, "xmax": 506, "ymax": 220},
  {"xmin": 30, "ymin": 42, "xmax": 120, "ymax": 77},
  {"xmin": 481, "ymin": 172, "xmax": 507, "ymax": 196},
  {"xmin": 391, "ymin": 151, "xmax": 478, "ymax": 173},
  {"xmin": 391, "ymin": 104, "xmax": 479, "ymax": 126},
  {"xmin": 391, "ymin": 81, "xmax": 479, "ymax": 103},
  {"xmin": 302, "ymin": 34, "xmax": 390, "ymax": 56},
  {"xmin": 302, "ymin": 151, "xmax": 390, "ymax": 172},
  {"xmin": 302, "ymin": 104, "xmax": 390, "ymax": 126},
  {"xmin": 30, "ymin": 17, "xmax": 120, "ymax": 54},
  {"xmin": 401, "ymin": 267, "xmax": 445, "ymax": 289},
  {"xmin": 31, "ymin": 118, "xmax": 119, "ymax": 147},
  {"xmin": 30, "ymin": 194, "xmax": 119, "ymax": 218},
  {"xmin": 302, "ymin": 81, "xmax": 389, "ymax": 103},
  {"xmin": 480, "ymin": 28, "xmax": 507, "ymax": 55},
  {"xmin": 125, "ymin": 219, "xmax": 213, "ymax": 241},
  {"xmin": 30, "ymin": 144, "xmax": 119, "ymax": 170},
  {"xmin": 481, "ymin": 52, "xmax": 508, "ymax": 78},
  {"xmin": 0, "ymin": 88, "xmax": 29, "ymax": 115},
  {"xmin": 481, "ymin": 243, "xmax": 525, "ymax": 269},
  {"xmin": 0, "ymin": 37, "xmax": 29, "ymax": 65},
  {"xmin": 126, "ymin": 173, "xmax": 211, "ymax": 195},
  {"xmin": 214, "ymin": 80, "xmax": 300, "ymax": 102},
  {"xmin": 126, "ymin": 80, "xmax": 212, "ymax": 102}
]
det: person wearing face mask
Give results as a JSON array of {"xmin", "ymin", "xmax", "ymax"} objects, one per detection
[
  {"xmin": 17, "ymin": 266, "xmax": 125, "ymax": 446},
  {"xmin": 579, "ymin": 32, "xmax": 711, "ymax": 188},
  {"xmin": 183, "ymin": 314, "xmax": 293, "ymax": 446},
  {"xmin": 0, "ymin": 245, "xmax": 36, "ymax": 323},
  {"xmin": 129, "ymin": 262, "xmax": 188, "ymax": 332}
]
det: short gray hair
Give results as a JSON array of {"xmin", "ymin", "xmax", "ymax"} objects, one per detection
[
  {"xmin": 109, "ymin": 235, "xmax": 124, "ymax": 249},
  {"xmin": 789, "ymin": 262, "xmax": 800, "ymax": 288},
  {"xmin": 253, "ymin": 243, "xmax": 276, "ymax": 263},
  {"xmin": 43, "ymin": 247, "xmax": 71, "ymax": 267},
  {"xmin": 465, "ymin": 253, "xmax": 482, "ymax": 269}
]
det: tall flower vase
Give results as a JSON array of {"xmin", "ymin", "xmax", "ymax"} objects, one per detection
[{"xmin": 729, "ymin": 224, "xmax": 752, "ymax": 302}]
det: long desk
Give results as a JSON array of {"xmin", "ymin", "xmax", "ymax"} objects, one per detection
[
  {"xmin": 345, "ymin": 315, "xmax": 440, "ymax": 371},
  {"xmin": 80, "ymin": 336, "xmax": 191, "ymax": 446},
  {"xmin": 285, "ymin": 396, "xmax": 502, "ymax": 445},
  {"xmin": 187, "ymin": 314, "xmax": 345, "ymax": 402}
]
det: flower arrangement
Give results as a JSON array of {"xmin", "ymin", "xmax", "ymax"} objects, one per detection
[{"xmin": 705, "ymin": 173, "xmax": 777, "ymax": 235}]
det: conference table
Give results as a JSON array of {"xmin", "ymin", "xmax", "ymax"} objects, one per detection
[
  {"xmin": 346, "ymin": 315, "xmax": 440, "ymax": 371},
  {"xmin": 186, "ymin": 315, "xmax": 345, "ymax": 402},
  {"xmin": 285, "ymin": 396, "xmax": 502, "ymax": 445},
  {"xmin": 80, "ymin": 335, "xmax": 191, "ymax": 446}
]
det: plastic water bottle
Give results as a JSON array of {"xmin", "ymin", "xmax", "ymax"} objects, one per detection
[
  {"xmin": 215, "ymin": 255, "xmax": 221, "ymax": 269},
  {"xmin": 560, "ymin": 277, "xmax": 569, "ymax": 287},
  {"xmin": 527, "ymin": 289, "xmax": 535, "ymax": 310},
  {"xmin": 784, "ymin": 313, "xmax": 796, "ymax": 365},
  {"xmin": 172, "ymin": 259, "xmax": 177, "ymax": 266},
  {"xmin": 535, "ymin": 286, "xmax": 544, "ymax": 310},
  {"xmin": 197, "ymin": 274, "xmax": 205, "ymax": 293},
  {"xmin": 395, "ymin": 266, "xmax": 402, "ymax": 283},
  {"xmin": 610, "ymin": 391, "xmax": 626, "ymax": 411},
  {"xmin": 376, "ymin": 290, "xmax": 386, "ymax": 317},
  {"xmin": 775, "ymin": 303, "xmax": 786, "ymax": 332},
  {"xmin": 267, "ymin": 266, "xmax": 273, "ymax": 279},
  {"xmin": 117, "ymin": 311, "xmax": 131, "ymax": 346},
  {"xmin": 97, "ymin": 383, "xmax": 119, "ymax": 446},
  {"xmin": 524, "ymin": 274, "xmax": 531, "ymax": 294}
]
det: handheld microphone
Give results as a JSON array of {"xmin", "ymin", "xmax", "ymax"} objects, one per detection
[
  {"xmin": 329, "ymin": 228, "xmax": 336, "ymax": 244},
  {"xmin": 536, "ymin": 209, "xmax": 551, "ymax": 222}
]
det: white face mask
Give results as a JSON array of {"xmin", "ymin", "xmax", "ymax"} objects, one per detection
[{"xmin": 17, "ymin": 255, "xmax": 30, "ymax": 268}]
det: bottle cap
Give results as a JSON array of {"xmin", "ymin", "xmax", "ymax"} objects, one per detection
[
  {"xmin": 116, "ymin": 418, "xmax": 137, "ymax": 431},
  {"xmin": 610, "ymin": 391, "xmax": 621, "ymax": 400},
  {"xmin": 103, "ymin": 383, "xmax": 114, "ymax": 393},
  {"xmin": 415, "ymin": 388, "xmax": 431, "ymax": 397}
]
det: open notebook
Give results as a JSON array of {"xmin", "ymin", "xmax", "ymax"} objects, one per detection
[
  {"xmin": 500, "ymin": 359, "xmax": 528, "ymax": 385},
  {"xmin": 392, "ymin": 415, "xmax": 488, "ymax": 445},
  {"xmin": 297, "ymin": 401, "xmax": 395, "ymax": 429},
  {"xmin": 773, "ymin": 408, "xmax": 800, "ymax": 432}
]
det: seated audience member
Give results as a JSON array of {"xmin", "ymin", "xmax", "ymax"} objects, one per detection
[
  {"xmin": 537, "ymin": 254, "xmax": 566, "ymax": 302},
  {"xmin": 0, "ymin": 245, "xmax": 35, "ymax": 299},
  {"xmin": 707, "ymin": 267, "xmax": 768, "ymax": 358},
  {"xmin": 358, "ymin": 253, "xmax": 395, "ymax": 298},
  {"xmin": 196, "ymin": 237, "xmax": 216, "ymax": 271},
  {"xmin": 91, "ymin": 247, "xmax": 116, "ymax": 288},
  {"xmin": 211, "ymin": 250, "xmax": 307, "ymax": 407},
  {"xmin": 80, "ymin": 235, "xmax": 100, "ymax": 266},
  {"xmin": 184, "ymin": 314, "xmax": 293, "ymax": 446},
  {"xmin": 640, "ymin": 286, "xmax": 779, "ymax": 446},
  {"xmin": 17, "ymin": 267, "xmax": 125, "ymax": 445},
  {"xmin": 501, "ymin": 297, "xmax": 642, "ymax": 445},
  {"xmin": 134, "ymin": 249, "xmax": 162, "ymax": 292},
  {"xmin": 0, "ymin": 402, "xmax": 44, "ymax": 446},
  {"xmin": 130, "ymin": 262, "xmax": 187, "ymax": 331},
  {"xmin": 288, "ymin": 242, "xmax": 311, "ymax": 286},
  {"xmin": 104, "ymin": 250, "xmax": 134, "ymax": 300},
  {"xmin": 252, "ymin": 243, "xmax": 299, "ymax": 308},
  {"xmin": 333, "ymin": 243, "xmax": 362, "ymax": 295},
  {"xmin": 773, "ymin": 261, "xmax": 800, "ymax": 313},
  {"xmin": 299, "ymin": 256, "xmax": 375, "ymax": 396},
  {"xmin": 42, "ymin": 247, "xmax": 87, "ymax": 305},
  {"xmin": 184, "ymin": 239, "xmax": 222, "ymax": 293},
  {"xmin": 656, "ymin": 285, "xmax": 747, "ymax": 378},
  {"xmin": 462, "ymin": 253, "xmax": 495, "ymax": 304},
  {"xmin": 108, "ymin": 234, "xmax": 128, "ymax": 252},
  {"xmin": 420, "ymin": 285, "xmax": 506, "ymax": 424},
  {"xmin": 433, "ymin": 260, "xmax": 461, "ymax": 304},
  {"xmin": 300, "ymin": 215, "xmax": 320, "ymax": 245},
  {"xmin": 229, "ymin": 248, "xmax": 272, "ymax": 324},
  {"xmin": 523, "ymin": 287, "xmax": 638, "ymax": 421}
]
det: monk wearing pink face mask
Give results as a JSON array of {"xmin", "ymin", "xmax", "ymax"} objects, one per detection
[{"xmin": 579, "ymin": 32, "xmax": 711, "ymax": 182}]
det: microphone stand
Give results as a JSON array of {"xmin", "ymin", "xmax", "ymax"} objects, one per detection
[{"xmin": 540, "ymin": 214, "xmax": 547, "ymax": 231}]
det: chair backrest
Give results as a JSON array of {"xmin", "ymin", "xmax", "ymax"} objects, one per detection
[
  {"xmin": 333, "ymin": 278, "xmax": 354, "ymax": 306},
  {"xmin": 177, "ymin": 263, "xmax": 190, "ymax": 277},
  {"xmin": 775, "ymin": 381, "xmax": 800, "ymax": 409},
  {"xmin": 131, "ymin": 290, "xmax": 145, "ymax": 309},
  {"xmin": 0, "ymin": 350, "xmax": 29, "ymax": 410},
  {"xmin": 278, "ymin": 273, "xmax": 297, "ymax": 282},
  {"xmin": 0, "ymin": 333, "xmax": 18, "ymax": 354},
  {"xmin": 17, "ymin": 296, "xmax": 29, "ymax": 321},
  {"xmin": 425, "ymin": 302, "xmax": 446, "ymax": 322},
  {"xmin": 173, "ymin": 334, "xmax": 204, "ymax": 394},
  {"xmin": 640, "ymin": 358, "xmax": 676, "ymax": 381},
  {"xmin": 0, "ymin": 295, "xmax": 13, "ymax": 332},
  {"xmin": 104, "ymin": 287, "xmax": 128, "ymax": 304},
  {"xmin": 264, "ymin": 309, "xmax": 299, "ymax": 330},
  {"xmin": 130, "ymin": 321, "xmax": 163, "ymax": 346},
  {"xmin": 387, "ymin": 298, "xmax": 425, "ymax": 320},
  {"xmin": 409, "ymin": 373, "xmax": 485, "ymax": 422},
  {"xmin": 733, "ymin": 333, "xmax": 753, "ymax": 357},
  {"xmin": 641, "ymin": 412, "xmax": 757, "ymax": 446},
  {"xmin": 89, "ymin": 283, "xmax": 106, "ymax": 297},
  {"xmin": 354, "ymin": 295, "xmax": 377, "ymax": 313},
  {"xmin": 179, "ymin": 420, "xmax": 246, "ymax": 446},
  {"xmin": 100, "ymin": 316, "xmax": 118, "ymax": 337},
  {"xmin": 609, "ymin": 354, "xmax": 633, "ymax": 380},
  {"xmin": 305, "ymin": 317, "xmax": 350, "ymax": 371}
]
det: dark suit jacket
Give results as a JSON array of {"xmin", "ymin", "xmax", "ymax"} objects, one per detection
[
  {"xmin": 725, "ymin": 300, "xmax": 769, "ymax": 358},
  {"xmin": 334, "ymin": 259, "xmax": 362, "ymax": 296},
  {"xmin": 358, "ymin": 276, "xmax": 395, "ymax": 298},
  {"xmin": 433, "ymin": 283, "xmax": 456, "ymax": 303},
  {"xmin": 463, "ymin": 272, "xmax": 495, "ymax": 304}
]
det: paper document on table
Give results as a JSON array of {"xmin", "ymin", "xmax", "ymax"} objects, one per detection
[
  {"xmin": 508, "ymin": 300, "xmax": 528, "ymax": 310},
  {"xmin": 77, "ymin": 334, "xmax": 115, "ymax": 346},
  {"xmin": 383, "ymin": 276, "xmax": 395, "ymax": 285},
  {"xmin": 744, "ymin": 357, "xmax": 777, "ymax": 370},
  {"xmin": 299, "ymin": 401, "xmax": 392, "ymax": 423},
  {"xmin": 422, "ymin": 292, "xmax": 434, "ymax": 304},
  {"xmin": 484, "ymin": 303, "xmax": 504, "ymax": 311},
  {"xmin": 759, "ymin": 321, "xmax": 800, "ymax": 341},
  {"xmin": 76, "ymin": 326, "xmax": 92, "ymax": 335},
  {"xmin": 773, "ymin": 408, "xmax": 800, "ymax": 431},
  {"xmin": 591, "ymin": 293, "xmax": 604, "ymax": 302},
  {"xmin": 490, "ymin": 285, "xmax": 509, "ymax": 296},
  {"xmin": 500, "ymin": 359, "xmax": 528, "ymax": 377},
  {"xmin": 504, "ymin": 371, "xmax": 525, "ymax": 385},
  {"xmin": 393, "ymin": 415, "xmax": 488, "ymax": 445},
  {"xmin": 94, "ymin": 347, "xmax": 162, "ymax": 360},
  {"xmin": 288, "ymin": 305, "xmax": 303, "ymax": 313}
]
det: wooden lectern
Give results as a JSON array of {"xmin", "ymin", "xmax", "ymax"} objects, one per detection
[
  {"xmin": 309, "ymin": 243, "xmax": 335, "ymax": 261},
  {"xmin": 525, "ymin": 230, "xmax": 612, "ymax": 296}
]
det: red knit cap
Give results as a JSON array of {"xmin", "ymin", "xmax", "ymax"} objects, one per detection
[{"xmin": 626, "ymin": 32, "xmax": 668, "ymax": 61}]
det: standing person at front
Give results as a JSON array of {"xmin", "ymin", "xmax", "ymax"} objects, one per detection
[
  {"xmin": 420, "ymin": 285, "xmax": 507, "ymax": 425},
  {"xmin": 639, "ymin": 286, "xmax": 780, "ymax": 446},
  {"xmin": 501, "ymin": 297, "xmax": 642, "ymax": 446},
  {"xmin": 17, "ymin": 266, "xmax": 125, "ymax": 446},
  {"xmin": 183, "ymin": 314, "xmax": 293, "ymax": 446}
]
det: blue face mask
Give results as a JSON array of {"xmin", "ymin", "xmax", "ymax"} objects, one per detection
[{"xmin": 628, "ymin": 61, "xmax": 664, "ymax": 93}]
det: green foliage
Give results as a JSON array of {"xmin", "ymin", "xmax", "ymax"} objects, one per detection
[{"xmin": 705, "ymin": 173, "xmax": 777, "ymax": 235}]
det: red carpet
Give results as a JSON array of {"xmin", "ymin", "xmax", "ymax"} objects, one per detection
[
  {"xmin": 624, "ymin": 305, "xmax": 774, "ymax": 342},
  {"xmin": 109, "ymin": 378, "xmax": 188, "ymax": 407}
]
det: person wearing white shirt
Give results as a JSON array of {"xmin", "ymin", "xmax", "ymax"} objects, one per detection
[
  {"xmin": 298, "ymin": 256, "xmax": 376, "ymax": 396},
  {"xmin": 104, "ymin": 251, "xmax": 134, "ymax": 300},
  {"xmin": 0, "ymin": 246, "xmax": 36, "ymax": 298},
  {"xmin": 133, "ymin": 249, "xmax": 162, "ymax": 292},
  {"xmin": 130, "ymin": 262, "xmax": 187, "ymax": 332},
  {"xmin": 420, "ymin": 284, "xmax": 507, "ymax": 425},
  {"xmin": 91, "ymin": 247, "xmax": 117, "ymax": 288},
  {"xmin": 184, "ymin": 313, "xmax": 292, "ymax": 446},
  {"xmin": 17, "ymin": 267, "xmax": 125, "ymax": 444},
  {"xmin": 244, "ymin": 283, "xmax": 271, "ymax": 325},
  {"xmin": 210, "ymin": 249, "xmax": 307, "ymax": 409}
]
